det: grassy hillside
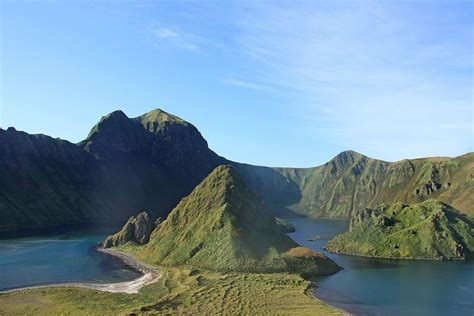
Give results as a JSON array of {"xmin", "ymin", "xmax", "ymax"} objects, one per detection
[
  {"xmin": 325, "ymin": 200, "xmax": 474, "ymax": 260},
  {"xmin": 241, "ymin": 150, "xmax": 474, "ymax": 218},
  {"xmin": 118, "ymin": 165, "xmax": 341, "ymax": 277},
  {"xmin": 0, "ymin": 268, "xmax": 342, "ymax": 315}
]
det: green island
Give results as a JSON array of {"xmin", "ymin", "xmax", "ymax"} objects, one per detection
[{"xmin": 325, "ymin": 200, "xmax": 474, "ymax": 260}]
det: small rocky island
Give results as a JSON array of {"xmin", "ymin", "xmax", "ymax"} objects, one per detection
[
  {"xmin": 325, "ymin": 200, "xmax": 474, "ymax": 260},
  {"xmin": 275, "ymin": 217, "xmax": 296, "ymax": 233}
]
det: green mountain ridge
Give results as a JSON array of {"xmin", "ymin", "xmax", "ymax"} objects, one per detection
[
  {"xmin": 117, "ymin": 165, "xmax": 341, "ymax": 276},
  {"xmin": 0, "ymin": 108, "xmax": 472, "ymax": 231},
  {"xmin": 325, "ymin": 199, "xmax": 474, "ymax": 260},
  {"xmin": 261, "ymin": 150, "xmax": 474, "ymax": 218}
]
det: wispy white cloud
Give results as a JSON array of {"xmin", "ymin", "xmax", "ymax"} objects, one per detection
[
  {"xmin": 153, "ymin": 28, "xmax": 178, "ymax": 39},
  {"xmin": 149, "ymin": 27, "xmax": 200, "ymax": 51},
  {"xmin": 222, "ymin": 78, "xmax": 274, "ymax": 92}
]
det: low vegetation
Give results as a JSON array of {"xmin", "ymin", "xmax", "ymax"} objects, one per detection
[{"xmin": 0, "ymin": 268, "xmax": 342, "ymax": 315}]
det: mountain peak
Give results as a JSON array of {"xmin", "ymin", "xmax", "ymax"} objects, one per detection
[
  {"xmin": 324, "ymin": 150, "xmax": 367, "ymax": 173},
  {"xmin": 84, "ymin": 110, "xmax": 130, "ymax": 140},
  {"xmin": 335, "ymin": 150, "xmax": 364, "ymax": 160},
  {"xmin": 105, "ymin": 110, "xmax": 128, "ymax": 120},
  {"xmin": 136, "ymin": 108, "xmax": 189, "ymax": 133}
]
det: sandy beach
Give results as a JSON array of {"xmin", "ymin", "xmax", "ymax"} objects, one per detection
[{"xmin": 0, "ymin": 248, "xmax": 160, "ymax": 294}]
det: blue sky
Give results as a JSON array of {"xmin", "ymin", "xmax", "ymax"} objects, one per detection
[{"xmin": 1, "ymin": 1, "xmax": 472, "ymax": 167}]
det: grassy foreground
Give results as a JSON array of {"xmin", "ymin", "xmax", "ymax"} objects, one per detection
[{"xmin": 0, "ymin": 267, "xmax": 343, "ymax": 315}]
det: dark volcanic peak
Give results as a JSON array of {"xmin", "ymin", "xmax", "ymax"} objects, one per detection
[
  {"xmin": 81, "ymin": 110, "xmax": 149, "ymax": 157},
  {"xmin": 81, "ymin": 108, "xmax": 209, "ymax": 159},
  {"xmin": 85, "ymin": 110, "xmax": 129, "ymax": 138},
  {"xmin": 0, "ymin": 107, "xmax": 227, "ymax": 231}
]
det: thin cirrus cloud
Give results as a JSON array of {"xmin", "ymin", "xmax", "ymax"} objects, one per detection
[
  {"xmin": 149, "ymin": 27, "xmax": 201, "ymax": 52},
  {"xmin": 222, "ymin": 78, "xmax": 274, "ymax": 92}
]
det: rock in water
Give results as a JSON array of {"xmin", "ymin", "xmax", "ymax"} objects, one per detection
[
  {"xmin": 275, "ymin": 218, "xmax": 296, "ymax": 233},
  {"xmin": 101, "ymin": 212, "xmax": 154, "ymax": 248}
]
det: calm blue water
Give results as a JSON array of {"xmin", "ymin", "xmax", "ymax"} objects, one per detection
[
  {"xmin": 288, "ymin": 218, "xmax": 474, "ymax": 316},
  {"xmin": 0, "ymin": 227, "xmax": 141, "ymax": 291}
]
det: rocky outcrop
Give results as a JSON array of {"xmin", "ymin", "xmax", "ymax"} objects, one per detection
[
  {"xmin": 275, "ymin": 218, "xmax": 296, "ymax": 233},
  {"xmin": 413, "ymin": 165, "xmax": 442, "ymax": 197},
  {"xmin": 349, "ymin": 207, "xmax": 395, "ymax": 231},
  {"xmin": 100, "ymin": 212, "xmax": 155, "ymax": 248}
]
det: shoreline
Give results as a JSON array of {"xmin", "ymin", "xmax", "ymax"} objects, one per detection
[
  {"xmin": 305, "ymin": 282, "xmax": 354, "ymax": 316},
  {"xmin": 311, "ymin": 289, "xmax": 356, "ymax": 316},
  {"xmin": 0, "ymin": 248, "xmax": 160, "ymax": 294}
]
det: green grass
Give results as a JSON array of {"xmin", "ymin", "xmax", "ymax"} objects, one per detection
[
  {"xmin": 0, "ymin": 268, "xmax": 343, "ymax": 315},
  {"xmin": 325, "ymin": 199, "xmax": 474, "ymax": 260}
]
